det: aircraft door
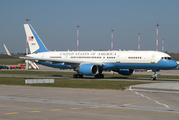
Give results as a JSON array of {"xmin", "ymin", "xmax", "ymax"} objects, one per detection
[
  {"xmin": 151, "ymin": 54, "xmax": 155, "ymax": 63},
  {"xmin": 116, "ymin": 53, "xmax": 121, "ymax": 63}
]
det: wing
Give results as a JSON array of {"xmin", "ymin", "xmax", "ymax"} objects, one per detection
[{"xmin": 20, "ymin": 56, "xmax": 104, "ymax": 66}]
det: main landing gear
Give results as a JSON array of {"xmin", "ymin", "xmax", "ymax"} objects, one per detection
[
  {"xmin": 94, "ymin": 69, "xmax": 104, "ymax": 78},
  {"xmin": 94, "ymin": 74, "xmax": 104, "ymax": 78},
  {"xmin": 73, "ymin": 74, "xmax": 104, "ymax": 78},
  {"xmin": 73, "ymin": 74, "xmax": 83, "ymax": 78}
]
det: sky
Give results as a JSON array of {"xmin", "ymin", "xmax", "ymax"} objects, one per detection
[{"xmin": 0, "ymin": 0, "xmax": 179, "ymax": 53}]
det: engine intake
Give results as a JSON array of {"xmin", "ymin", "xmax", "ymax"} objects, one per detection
[{"xmin": 79, "ymin": 64, "xmax": 98, "ymax": 76}]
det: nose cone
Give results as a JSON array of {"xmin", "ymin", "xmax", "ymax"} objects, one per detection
[{"xmin": 170, "ymin": 60, "xmax": 178, "ymax": 68}]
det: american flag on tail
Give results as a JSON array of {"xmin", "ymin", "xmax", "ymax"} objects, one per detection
[{"xmin": 28, "ymin": 36, "xmax": 33, "ymax": 41}]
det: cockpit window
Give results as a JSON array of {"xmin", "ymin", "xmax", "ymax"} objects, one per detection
[{"xmin": 161, "ymin": 57, "xmax": 172, "ymax": 60}]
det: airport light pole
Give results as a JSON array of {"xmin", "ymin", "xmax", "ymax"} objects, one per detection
[
  {"xmin": 25, "ymin": 19, "xmax": 30, "ymax": 69},
  {"xmin": 162, "ymin": 38, "xmax": 164, "ymax": 52},
  {"xmin": 25, "ymin": 19, "xmax": 30, "ymax": 24},
  {"xmin": 156, "ymin": 22, "xmax": 159, "ymax": 51},
  {"xmin": 77, "ymin": 25, "xmax": 80, "ymax": 51},
  {"xmin": 111, "ymin": 29, "xmax": 114, "ymax": 51},
  {"xmin": 138, "ymin": 33, "xmax": 140, "ymax": 51}
]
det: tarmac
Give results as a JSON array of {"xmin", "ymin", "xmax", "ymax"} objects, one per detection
[
  {"xmin": 130, "ymin": 83, "xmax": 179, "ymax": 93},
  {"xmin": 2, "ymin": 64, "xmax": 179, "ymax": 92},
  {"xmin": 1, "ymin": 65, "xmax": 179, "ymax": 119}
]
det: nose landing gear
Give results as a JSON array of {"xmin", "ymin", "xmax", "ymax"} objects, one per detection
[{"xmin": 150, "ymin": 71, "xmax": 161, "ymax": 80}]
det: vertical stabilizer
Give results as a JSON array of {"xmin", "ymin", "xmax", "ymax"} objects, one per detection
[
  {"xmin": 24, "ymin": 24, "xmax": 49, "ymax": 54},
  {"xmin": 3, "ymin": 44, "xmax": 11, "ymax": 56}
]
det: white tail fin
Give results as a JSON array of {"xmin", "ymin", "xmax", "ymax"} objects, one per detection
[
  {"xmin": 24, "ymin": 24, "xmax": 49, "ymax": 54},
  {"xmin": 3, "ymin": 44, "xmax": 11, "ymax": 56}
]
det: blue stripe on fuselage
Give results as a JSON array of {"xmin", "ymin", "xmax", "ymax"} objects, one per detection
[
  {"xmin": 38, "ymin": 60, "xmax": 177, "ymax": 71},
  {"xmin": 29, "ymin": 24, "xmax": 49, "ymax": 53},
  {"xmin": 101, "ymin": 60, "xmax": 177, "ymax": 70}
]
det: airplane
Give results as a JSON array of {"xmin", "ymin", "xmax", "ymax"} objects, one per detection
[{"xmin": 21, "ymin": 24, "xmax": 178, "ymax": 80}]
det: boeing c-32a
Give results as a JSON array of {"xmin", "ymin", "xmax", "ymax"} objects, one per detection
[{"xmin": 21, "ymin": 24, "xmax": 178, "ymax": 80}]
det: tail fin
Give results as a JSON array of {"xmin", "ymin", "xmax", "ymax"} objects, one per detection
[{"xmin": 24, "ymin": 24, "xmax": 49, "ymax": 54}]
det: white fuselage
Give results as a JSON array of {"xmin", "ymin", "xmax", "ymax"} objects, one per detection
[
  {"xmin": 25, "ymin": 49, "xmax": 179, "ymax": 74},
  {"xmin": 27, "ymin": 50, "xmax": 169, "ymax": 64}
]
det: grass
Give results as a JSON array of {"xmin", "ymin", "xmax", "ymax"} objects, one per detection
[
  {"xmin": 0, "ymin": 77, "xmax": 151, "ymax": 90},
  {"xmin": 0, "ymin": 58, "xmax": 24, "ymax": 65},
  {"xmin": 1, "ymin": 70, "xmax": 179, "ymax": 79},
  {"xmin": 0, "ymin": 70, "xmax": 178, "ymax": 90},
  {"xmin": 0, "ymin": 70, "xmax": 73, "ymax": 76}
]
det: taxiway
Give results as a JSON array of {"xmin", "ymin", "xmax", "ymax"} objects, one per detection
[
  {"xmin": 0, "ymin": 65, "xmax": 179, "ymax": 119},
  {"xmin": 0, "ymin": 85, "xmax": 179, "ymax": 120}
]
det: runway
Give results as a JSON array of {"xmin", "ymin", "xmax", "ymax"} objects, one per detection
[{"xmin": 0, "ymin": 65, "xmax": 179, "ymax": 119}]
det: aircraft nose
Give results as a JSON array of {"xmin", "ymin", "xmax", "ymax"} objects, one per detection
[{"xmin": 170, "ymin": 60, "xmax": 178, "ymax": 68}]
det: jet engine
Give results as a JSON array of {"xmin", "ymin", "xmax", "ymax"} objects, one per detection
[
  {"xmin": 116, "ymin": 69, "xmax": 134, "ymax": 75},
  {"xmin": 79, "ymin": 64, "xmax": 98, "ymax": 76}
]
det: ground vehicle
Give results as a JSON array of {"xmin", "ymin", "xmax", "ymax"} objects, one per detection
[
  {"xmin": 0, "ymin": 65, "xmax": 9, "ymax": 69},
  {"xmin": 10, "ymin": 64, "xmax": 25, "ymax": 69}
]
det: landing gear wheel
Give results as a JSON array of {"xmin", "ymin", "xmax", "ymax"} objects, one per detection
[
  {"xmin": 150, "ymin": 77, "xmax": 156, "ymax": 81},
  {"xmin": 151, "ymin": 71, "xmax": 157, "ymax": 80},
  {"xmin": 73, "ymin": 74, "xmax": 83, "ymax": 78},
  {"xmin": 79, "ymin": 74, "xmax": 83, "ymax": 78},
  {"xmin": 77, "ymin": 74, "xmax": 80, "ymax": 78},
  {"xmin": 73, "ymin": 74, "xmax": 77, "ymax": 78},
  {"xmin": 100, "ymin": 74, "xmax": 104, "ymax": 78},
  {"xmin": 94, "ymin": 74, "xmax": 104, "ymax": 78}
]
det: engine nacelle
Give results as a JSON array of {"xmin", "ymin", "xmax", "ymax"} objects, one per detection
[
  {"xmin": 79, "ymin": 64, "xmax": 98, "ymax": 76},
  {"xmin": 117, "ymin": 69, "xmax": 134, "ymax": 75}
]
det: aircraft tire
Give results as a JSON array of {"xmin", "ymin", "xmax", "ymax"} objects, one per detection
[
  {"xmin": 150, "ymin": 77, "xmax": 156, "ymax": 81},
  {"xmin": 100, "ymin": 74, "xmax": 104, "ymax": 78},
  {"xmin": 77, "ymin": 74, "xmax": 80, "ymax": 78},
  {"xmin": 79, "ymin": 74, "xmax": 83, "ymax": 78},
  {"xmin": 73, "ymin": 74, "xmax": 77, "ymax": 78},
  {"xmin": 94, "ymin": 74, "xmax": 104, "ymax": 78}
]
